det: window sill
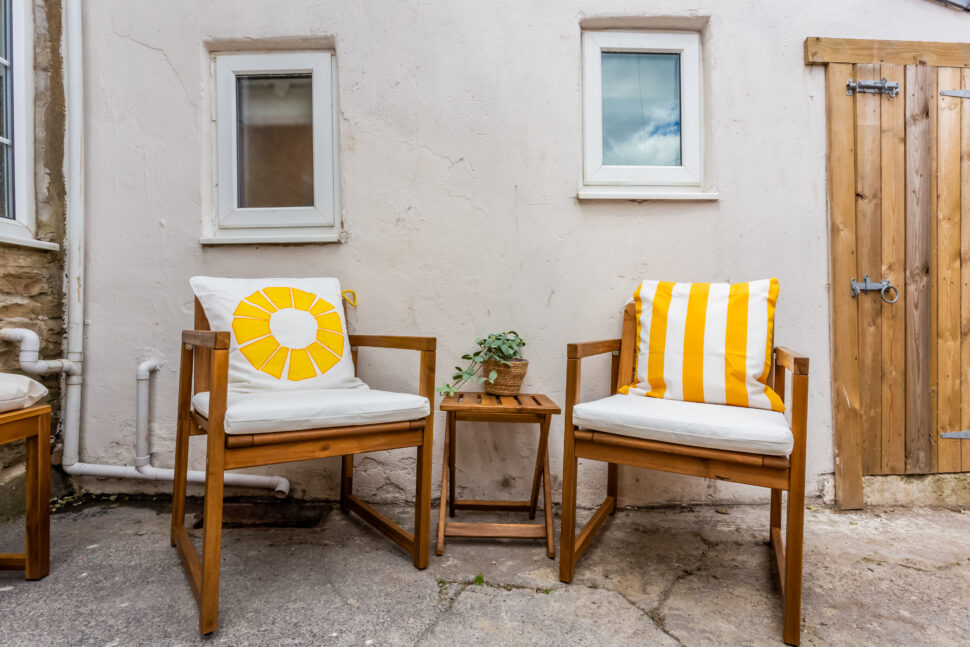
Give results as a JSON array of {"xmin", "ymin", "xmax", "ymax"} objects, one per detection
[
  {"xmin": 578, "ymin": 186, "xmax": 719, "ymax": 201},
  {"xmin": 200, "ymin": 228, "xmax": 341, "ymax": 246},
  {"xmin": 0, "ymin": 230, "xmax": 59, "ymax": 251}
]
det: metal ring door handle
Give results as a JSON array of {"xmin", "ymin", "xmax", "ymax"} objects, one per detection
[{"xmin": 880, "ymin": 283, "xmax": 899, "ymax": 304}]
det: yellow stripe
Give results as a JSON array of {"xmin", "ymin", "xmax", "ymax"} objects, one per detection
[
  {"xmin": 724, "ymin": 282, "xmax": 750, "ymax": 407},
  {"xmin": 760, "ymin": 278, "xmax": 785, "ymax": 412},
  {"xmin": 646, "ymin": 282, "xmax": 674, "ymax": 398},
  {"xmin": 681, "ymin": 283, "xmax": 709, "ymax": 403}
]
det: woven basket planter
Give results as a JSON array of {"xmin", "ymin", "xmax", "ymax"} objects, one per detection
[{"xmin": 482, "ymin": 358, "xmax": 529, "ymax": 396}]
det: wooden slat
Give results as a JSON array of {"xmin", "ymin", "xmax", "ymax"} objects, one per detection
[
  {"xmin": 826, "ymin": 64, "xmax": 864, "ymax": 508},
  {"xmin": 0, "ymin": 554, "xmax": 26, "ymax": 569},
  {"xmin": 455, "ymin": 412, "xmax": 544, "ymax": 424},
  {"xmin": 224, "ymin": 430, "xmax": 423, "ymax": 470},
  {"xmin": 224, "ymin": 420, "xmax": 421, "ymax": 448},
  {"xmin": 0, "ymin": 405, "xmax": 51, "ymax": 426},
  {"xmin": 574, "ymin": 429, "xmax": 790, "ymax": 469},
  {"xmin": 574, "ymin": 497, "xmax": 614, "ymax": 563},
  {"xmin": 905, "ymin": 64, "xmax": 934, "ymax": 475},
  {"xmin": 452, "ymin": 499, "xmax": 532, "ymax": 512},
  {"xmin": 930, "ymin": 65, "xmax": 940, "ymax": 475},
  {"xmin": 963, "ymin": 68, "xmax": 970, "ymax": 471},
  {"xmin": 172, "ymin": 525, "xmax": 203, "ymax": 605},
  {"xmin": 855, "ymin": 63, "xmax": 883, "ymax": 476},
  {"xmin": 575, "ymin": 438, "xmax": 791, "ymax": 490},
  {"xmin": 193, "ymin": 299, "xmax": 212, "ymax": 396},
  {"xmin": 0, "ymin": 417, "xmax": 40, "ymax": 445},
  {"xmin": 880, "ymin": 63, "xmax": 907, "ymax": 475},
  {"xmin": 567, "ymin": 338, "xmax": 622, "ymax": 359},
  {"xmin": 443, "ymin": 522, "xmax": 545, "ymax": 539},
  {"xmin": 774, "ymin": 347, "xmax": 809, "ymax": 376},
  {"xmin": 937, "ymin": 67, "xmax": 964, "ymax": 473},
  {"xmin": 771, "ymin": 526, "xmax": 786, "ymax": 592},
  {"xmin": 344, "ymin": 494, "xmax": 415, "ymax": 554},
  {"xmin": 805, "ymin": 38, "xmax": 970, "ymax": 68},
  {"xmin": 441, "ymin": 392, "xmax": 560, "ymax": 414},
  {"xmin": 348, "ymin": 334, "xmax": 436, "ymax": 351},
  {"xmin": 182, "ymin": 329, "xmax": 230, "ymax": 350}
]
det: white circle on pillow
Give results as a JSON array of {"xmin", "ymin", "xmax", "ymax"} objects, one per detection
[{"xmin": 269, "ymin": 308, "xmax": 317, "ymax": 349}]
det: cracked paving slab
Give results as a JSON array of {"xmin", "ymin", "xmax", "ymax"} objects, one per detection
[{"xmin": 1, "ymin": 500, "xmax": 969, "ymax": 645}]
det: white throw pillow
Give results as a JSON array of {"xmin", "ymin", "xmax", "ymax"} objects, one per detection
[
  {"xmin": 0, "ymin": 373, "xmax": 48, "ymax": 414},
  {"xmin": 190, "ymin": 277, "xmax": 366, "ymax": 393}
]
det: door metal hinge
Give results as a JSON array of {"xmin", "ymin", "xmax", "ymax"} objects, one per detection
[
  {"xmin": 846, "ymin": 78, "xmax": 899, "ymax": 98},
  {"xmin": 941, "ymin": 90, "xmax": 970, "ymax": 99}
]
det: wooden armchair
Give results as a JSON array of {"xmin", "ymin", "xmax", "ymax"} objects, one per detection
[
  {"xmin": 560, "ymin": 303, "xmax": 809, "ymax": 645},
  {"xmin": 171, "ymin": 299, "xmax": 435, "ymax": 635}
]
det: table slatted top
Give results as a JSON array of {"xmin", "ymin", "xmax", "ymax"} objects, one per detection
[{"xmin": 440, "ymin": 392, "xmax": 560, "ymax": 415}]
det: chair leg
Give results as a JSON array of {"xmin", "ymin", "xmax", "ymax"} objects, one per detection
[
  {"xmin": 198, "ymin": 433, "xmax": 226, "ymax": 635},
  {"xmin": 770, "ymin": 488, "xmax": 782, "ymax": 540},
  {"xmin": 340, "ymin": 455, "xmax": 354, "ymax": 513},
  {"xmin": 24, "ymin": 411, "xmax": 50, "ymax": 580},
  {"xmin": 412, "ymin": 420, "xmax": 432, "ymax": 569},
  {"xmin": 783, "ymin": 482, "xmax": 805, "ymax": 645},
  {"xmin": 607, "ymin": 463, "xmax": 618, "ymax": 515},
  {"xmin": 171, "ymin": 419, "xmax": 190, "ymax": 547},
  {"xmin": 559, "ymin": 428, "xmax": 578, "ymax": 583}
]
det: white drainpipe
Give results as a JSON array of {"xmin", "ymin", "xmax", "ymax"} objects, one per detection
[{"xmin": 0, "ymin": 0, "xmax": 290, "ymax": 497}]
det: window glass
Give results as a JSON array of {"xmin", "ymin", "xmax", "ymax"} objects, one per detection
[
  {"xmin": 601, "ymin": 53, "xmax": 681, "ymax": 167},
  {"xmin": 235, "ymin": 74, "xmax": 313, "ymax": 209}
]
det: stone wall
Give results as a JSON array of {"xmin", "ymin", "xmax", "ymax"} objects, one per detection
[{"xmin": 0, "ymin": 0, "xmax": 65, "ymax": 520}]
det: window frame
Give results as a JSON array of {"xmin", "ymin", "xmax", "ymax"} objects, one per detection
[
  {"xmin": 0, "ymin": 0, "xmax": 56, "ymax": 251},
  {"xmin": 581, "ymin": 30, "xmax": 712, "ymax": 200},
  {"xmin": 210, "ymin": 51, "xmax": 338, "ymax": 242}
]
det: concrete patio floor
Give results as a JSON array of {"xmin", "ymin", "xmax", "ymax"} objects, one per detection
[{"xmin": 1, "ymin": 498, "xmax": 969, "ymax": 646}]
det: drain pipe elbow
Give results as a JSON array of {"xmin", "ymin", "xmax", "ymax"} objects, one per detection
[
  {"xmin": 134, "ymin": 360, "xmax": 161, "ymax": 468},
  {"xmin": 0, "ymin": 328, "xmax": 81, "ymax": 375}
]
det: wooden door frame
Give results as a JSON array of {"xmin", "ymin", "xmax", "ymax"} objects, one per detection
[{"xmin": 807, "ymin": 38, "xmax": 970, "ymax": 509}]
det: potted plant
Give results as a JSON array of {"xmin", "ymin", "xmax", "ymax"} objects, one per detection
[{"xmin": 437, "ymin": 331, "xmax": 527, "ymax": 396}]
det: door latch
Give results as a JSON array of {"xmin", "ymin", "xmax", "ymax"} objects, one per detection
[
  {"xmin": 846, "ymin": 78, "xmax": 900, "ymax": 98},
  {"xmin": 850, "ymin": 275, "xmax": 899, "ymax": 303},
  {"xmin": 941, "ymin": 431, "xmax": 970, "ymax": 439},
  {"xmin": 941, "ymin": 90, "xmax": 970, "ymax": 99}
]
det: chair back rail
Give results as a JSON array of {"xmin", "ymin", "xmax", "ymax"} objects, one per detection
[{"xmin": 193, "ymin": 298, "xmax": 212, "ymax": 395}]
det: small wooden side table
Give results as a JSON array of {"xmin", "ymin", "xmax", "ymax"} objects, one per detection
[
  {"xmin": 0, "ymin": 404, "xmax": 51, "ymax": 580},
  {"xmin": 437, "ymin": 392, "xmax": 560, "ymax": 558}
]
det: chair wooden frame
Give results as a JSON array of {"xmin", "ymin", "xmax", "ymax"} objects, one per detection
[
  {"xmin": 171, "ymin": 299, "xmax": 435, "ymax": 635},
  {"xmin": 0, "ymin": 405, "xmax": 51, "ymax": 581},
  {"xmin": 559, "ymin": 303, "xmax": 809, "ymax": 646}
]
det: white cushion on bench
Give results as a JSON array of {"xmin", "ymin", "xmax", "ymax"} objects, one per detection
[
  {"xmin": 0, "ymin": 373, "xmax": 48, "ymax": 414},
  {"xmin": 572, "ymin": 394, "xmax": 792, "ymax": 456},
  {"xmin": 192, "ymin": 388, "xmax": 430, "ymax": 435}
]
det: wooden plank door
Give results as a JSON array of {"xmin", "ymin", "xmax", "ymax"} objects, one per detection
[{"xmin": 816, "ymin": 42, "xmax": 970, "ymax": 508}]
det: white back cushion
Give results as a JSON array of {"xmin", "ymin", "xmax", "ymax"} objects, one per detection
[
  {"xmin": 190, "ymin": 277, "xmax": 365, "ymax": 392},
  {"xmin": 0, "ymin": 373, "xmax": 48, "ymax": 414}
]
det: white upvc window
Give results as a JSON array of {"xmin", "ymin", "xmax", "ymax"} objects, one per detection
[
  {"xmin": 0, "ymin": 0, "xmax": 56, "ymax": 250},
  {"xmin": 580, "ymin": 30, "xmax": 715, "ymax": 201},
  {"xmin": 207, "ymin": 51, "xmax": 339, "ymax": 244}
]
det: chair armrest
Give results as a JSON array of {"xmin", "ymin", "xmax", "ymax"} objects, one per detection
[
  {"xmin": 775, "ymin": 346, "xmax": 809, "ymax": 375},
  {"xmin": 567, "ymin": 339, "xmax": 621, "ymax": 359},
  {"xmin": 182, "ymin": 330, "xmax": 230, "ymax": 350},
  {"xmin": 349, "ymin": 335, "xmax": 436, "ymax": 352}
]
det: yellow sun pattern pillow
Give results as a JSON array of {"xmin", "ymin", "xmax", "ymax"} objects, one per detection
[{"xmin": 191, "ymin": 277, "xmax": 365, "ymax": 392}]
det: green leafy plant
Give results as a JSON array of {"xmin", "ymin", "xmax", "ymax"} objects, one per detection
[{"xmin": 437, "ymin": 331, "xmax": 526, "ymax": 396}]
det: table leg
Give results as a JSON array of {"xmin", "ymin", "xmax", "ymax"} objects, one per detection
[
  {"xmin": 25, "ymin": 411, "xmax": 50, "ymax": 580},
  {"xmin": 529, "ymin": 416, "xmax": 550, "ymax": 519},
  {"xmin": 448, "ymin": 412, "xmax": 456, "ymax": 518},
  {"xmin": 540, "ymin": 416, "xmax": 555, "ymax": 558},
  {"xmin": 436, "ymin": 412, "xmax": 452, "ymax": 556}
]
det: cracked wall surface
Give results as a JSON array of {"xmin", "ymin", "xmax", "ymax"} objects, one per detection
[
  {"xmin": 72, "ymin": 0, "xmax": 970, "ymax": 505},
  {"xmin": 0, "ymin": 0, "xmax": 65, "ymax": 515}
]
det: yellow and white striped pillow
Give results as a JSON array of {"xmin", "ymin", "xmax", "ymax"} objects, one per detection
[{"xmin": 619, "ymin": 279, "xmax": 784, "ymax": 412}]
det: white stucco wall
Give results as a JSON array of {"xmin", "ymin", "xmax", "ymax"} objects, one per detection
[{"xmin": 75, "ymin": 0, "xmax": 969, "ymax": 506}]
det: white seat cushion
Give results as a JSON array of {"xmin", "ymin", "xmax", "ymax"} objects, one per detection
[
  {"xmin": 572, "ymin": 394, "xmax": 792, "ymax": 456},
  {"xmin": 0, "ymin": 373, "xmax": 48, "ymax": 414},
  {"xmin": 192, "ymin": 388, "xmax": 430, "ymax": 435}
]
